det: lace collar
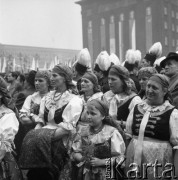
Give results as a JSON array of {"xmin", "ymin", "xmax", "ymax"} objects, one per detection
[{"xmin": 139, "ymin": 100, "xmax": 174, "ymax": 113}]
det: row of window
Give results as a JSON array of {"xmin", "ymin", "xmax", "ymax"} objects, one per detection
[
  {"xmin": 164, "ymin": 7, "xmax": 178, "ymax": 19},
  {"xmin": 164, "ymin": 22, "xmax": 178, "ymax": 32},
  {"xmin": 165, "ymin": 37, "xmax": 178, "ymax": 47}
]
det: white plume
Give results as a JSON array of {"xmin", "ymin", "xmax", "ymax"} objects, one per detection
[
  {"xmin": 109, "ymin": 53, "xmax": 121, "ymax": 66},
  {"xmin": 125, "ymin": 49, "xmax": 141, "ymax": 64},
  {"xmin": 149, "ymin": 42, "xmax": 162, "ymax": 58},
  {"xmin": 77, "ymin": 48, "xmax": 91, "ymax": 67},
  {"xmin": 96, "ymin": 51, "xmax": 111, "ymax": 71}
]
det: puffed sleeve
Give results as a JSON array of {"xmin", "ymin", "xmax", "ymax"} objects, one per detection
[
  {"xmin": 58, "ymin": 96, "xmax": 83, "ymax": 131},
  {"xmin": 128, "ymin": 95, "xmax": 142, "ymax": 111},
  {"xmin": 111, "ymin": 129, "xmax": 125, "ymax": 156},
  {"xmin": 125, "ymin": 107, "xmax": 135, "ymax": 138},
  {"xmin": 19, "ymin": 95, "xmax": 32, "ymax": 117},
  {"xmin": 0, "ymin": 113, "xmax": 19, "ymax": 160},
  {"xmin": 169, "ymin": 109, "xmax": 178, "ymax": 149}
]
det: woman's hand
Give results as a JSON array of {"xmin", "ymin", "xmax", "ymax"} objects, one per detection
[{"xmin": 90, "ymin": 157, "xmax": 105, "ymax": 167}]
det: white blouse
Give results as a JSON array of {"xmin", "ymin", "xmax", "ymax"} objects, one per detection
[
  {"xmin": 38, "ymin": 90, "xmax": 83, "ymax": 131},
  {"xmin": 0, "ymin": 105, "xmax": 19, "ymax": 161},
  {"xmin": 126, "ymin": 100, "xmax": 178, "ymax": 149},
  {"xmin": 20, "ymin": 91, "xmax": 45, "ymax": 117},
  {"xmin": 103, "ymin": 91, "xmax": 142, "ymax": 118},
  {"xmin": 73, "ymin": 124, "xmax": 125, "ymax": 156}
]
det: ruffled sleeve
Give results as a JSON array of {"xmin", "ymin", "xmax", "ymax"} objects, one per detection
[
  {"xmin": 0, "ymin": 112, "xmax": 19, "ymax": 160},
  {"xmin": 58, "ymin": 96, "xmax": 83, "ymax": 131},
  {"xmin": 128, "ymin": 95, "xmax": 142, "ymax": 111},
  {"xmin": 169, "ymin": 109, "xmax": 178, "ymax": 149},
  {"xmin": 111, "ymin": 129, "xmax": 125, "ymax": 156}
]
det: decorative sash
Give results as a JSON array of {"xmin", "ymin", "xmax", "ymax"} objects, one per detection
[{"xmin": 133, "ymin": 110, "xmax": 150, "ymax": 168}]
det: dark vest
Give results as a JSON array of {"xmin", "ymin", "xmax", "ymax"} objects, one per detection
[
  {"xmin": 44, "ymin": 104, "xmax": 68, "ymax": 124},
  {"xmin": 117, "ymin": 95, "xmax": 137, "ymax": 122},
  {"xmin": 132, "ymin": 105, "xmax": 174, "ymax": 141}
]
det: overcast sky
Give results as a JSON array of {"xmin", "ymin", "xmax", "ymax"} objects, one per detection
[{"xmin": 0, "ymin": 0, "xmax": 82, "ymax": 50}]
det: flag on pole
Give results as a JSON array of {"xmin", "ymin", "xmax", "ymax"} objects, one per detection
[
  {"xmin": 43, "ymin": 61, "xmax": 47, "ymax": 70},
  {"xmin": 13, "ymin": 58, "xmax": 16, "ymax": 71},
  {"xmin": 36, "ymin": 59, "xmax": 39, "ymax": 71},
  {"xmin": 2, "ymin": 57, "xmax": 7, "ymax": 73},
  {"xmin": 54, "ymin": 56, "xmax": 58, "ymax": 65},
  {"xmin": 49, "ymin": 60, "xmax": 54, "ymax": 70},
  {"xmin": 30, "ymin": 58, "xmax": 36, "ymax": 70}
]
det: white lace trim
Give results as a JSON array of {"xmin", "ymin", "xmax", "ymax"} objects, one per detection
[{"xmin": 139, "ymin": 100, "xmax": 174, "ymax": 112}]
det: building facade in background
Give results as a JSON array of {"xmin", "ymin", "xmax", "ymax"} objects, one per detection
[
  {"xmin": 0, "ymin": 44, "xmax": 79, "ymax": 73},
  {"xmin": 77, "ymin": 0, "xmax": 178, "ymax": 65}
]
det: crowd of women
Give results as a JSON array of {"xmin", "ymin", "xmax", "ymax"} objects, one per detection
[{"xmin": 1, "ymin": 42, "xmax": 178, "ymax": 180}]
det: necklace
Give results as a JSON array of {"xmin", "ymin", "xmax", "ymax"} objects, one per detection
[
  {"xmin": 90, "ymin": 124, "xmax": 104, "ymax": 135},
  {"xmin": 53, "ymin": 91, "xmax": 63, "ymax": 102}
]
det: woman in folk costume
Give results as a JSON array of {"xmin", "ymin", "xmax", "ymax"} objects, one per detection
[
  {"xmin": 0, "ymin": 76, "xmax": 22, "ymax": 180},
  {"xmin": 72, "ymin": 99, "xmax": 125, "ymax": 180},
  {"xmin": 94, "ymin": 51, "xmax": 111, "ymax": 93},
  {"xmin": 19, "ymin": 64, "xmax": 83, "ymax": 180},
  {"xmin": 15, "ymin": 70, "xmax": 51, "ymax": 158},
  {"xmin": 102, "ymin": 65, "xmax": 141, "ymax": 132},
  {"xmin": 77, "ymin": 72, "xmax": 103, "ymax": 133},
  {"xmin": 125, "ymin": 74, "xmax": 178, "ymax": 179},
  {"xmin": 19, "ymin": 70, "xmax": 51, "ymax": 126},
  {"xmin": 138, "ymin": 67, "xmax": 157, "ymax": 99},
  {"xmin": 72, "ymin": 48, "xmax": 92, "ymax": 94},
  {"xmin": 140, "ymin": 42, "xmax": 162, "ymax": 68},
  {"xmin": 123, "ymin": 49, "xmax": 142, "ymax": 92}
]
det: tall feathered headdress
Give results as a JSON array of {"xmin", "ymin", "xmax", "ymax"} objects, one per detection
[
  {"xmin": 109, "ymin": 53, "xmax": 121, "ymax": 66},
  {"xmin": 74, "ymin": 48, "xmax": 91, "ymax": 75},
  {"xmin": 144, "ymin": 42, "xmax": 162, "ymax": 66},
  {"xmin": 124, "ymin": 49, "xmax": 142, "ymax": 71}
]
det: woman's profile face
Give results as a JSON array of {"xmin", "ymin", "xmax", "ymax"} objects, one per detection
[
  {"xmin": 146, "ymin": 80, "xmax": 166, "ymax": 105},
  {"xmin": 35, "ymin": 77, "xmax": 49, "ymax": 92},
  {"xmin": 108, "ymin": 74, "xmax": 124, "ymax": 94},
  {"xmin": 81, "ymin": 78, "xmax": 94, "ymax": 93},
  {"xmin": 50, "ymin": 72, "xmax": 65, "ymax": 89}
]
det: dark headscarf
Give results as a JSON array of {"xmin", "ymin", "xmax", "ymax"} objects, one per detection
[
  {"xmin": 53, "ymin": 64, "xmax": 76, "ymax": 91},
  {"xmin": 87, "ymin": 99, "xmax": 109, "ymax": 117},
  {"xmin": 87, "ymin": 99, "xmax": 121, "ymax": 129},
  {"xmin": 82, "ymin": 72, "xmax": 100, "ymax": 93},
  {"xmin": 149, "ymin": 74, "xmax": 169, "ymax": 89},
  {"xmin": 109, "ymin": 65, "xmax": 129, "ymax": 80}
]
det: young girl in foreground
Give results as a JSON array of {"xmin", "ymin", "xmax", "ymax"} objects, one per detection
[{"xmin": 72, "ymin": 99, "xmax": 125, "ymax": 180}]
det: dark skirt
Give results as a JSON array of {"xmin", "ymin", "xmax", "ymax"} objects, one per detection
[{"xmin": 19, "ymin": 128, "xmax": 68, "ymax": 177}]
